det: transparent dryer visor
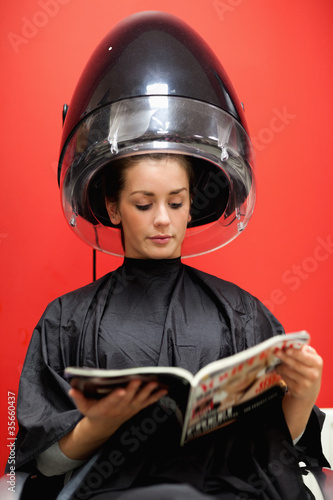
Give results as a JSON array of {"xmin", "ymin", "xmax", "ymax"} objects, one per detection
[{"xmin": 59, "ymin": 96, "xmax": 256, "ymax": 257}]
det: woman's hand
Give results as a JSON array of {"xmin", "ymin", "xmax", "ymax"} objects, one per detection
[
  {"xmin": 60, "ymin": 380, "xmax": 167, "ymax": 460},
  {"xmin": 275, "ymin": 345, "xmax": 323, "ymax": 440}
]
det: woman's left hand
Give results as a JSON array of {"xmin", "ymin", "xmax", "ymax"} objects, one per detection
[
  {"xmin": 275, "ymin": 344, "xmax": 323, "ymax": 402},
  {"xmin": 274, "ymin": 344, "xmax": 323, "ymax": 440}
]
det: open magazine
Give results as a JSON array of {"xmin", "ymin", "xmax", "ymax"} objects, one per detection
[{"xmin": 64, "ymin": 330, "xmax": 310, "ymax": 445}]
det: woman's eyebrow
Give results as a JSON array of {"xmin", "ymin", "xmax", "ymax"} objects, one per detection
[
  {"xmin": 129, "ymin": 187, "xmax": 188, "ymax": 196},
  {"xmin": 169, "ymin": 187, "xmax": 188, "ymax": 195}
]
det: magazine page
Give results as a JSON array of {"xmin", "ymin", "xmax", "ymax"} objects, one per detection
[
  {"xmin": 181, "ymin": 331, "xmax": 309, "ymax": 445},
  {"xmin": 65, "ymin": 365, "xmax": 194, "ymax": 401}
]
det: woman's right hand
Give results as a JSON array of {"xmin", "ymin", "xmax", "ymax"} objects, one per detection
[{"xmin": 59, "ymin": 380, "xmax": 167, "ymax": 460}]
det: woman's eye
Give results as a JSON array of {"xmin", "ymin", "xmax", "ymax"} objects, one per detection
[
  {"xmin": 170, "ymin": 203, "xmax": 183, "ymax": 209},
  {"xmin": 136, "ymin": 204, "xmax": 151, "ymax": 211}
]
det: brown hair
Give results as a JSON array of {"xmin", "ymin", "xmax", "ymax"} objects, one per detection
[{"xmin": 104, "ymin": 153, "xmax": 194, "ymax": 204}]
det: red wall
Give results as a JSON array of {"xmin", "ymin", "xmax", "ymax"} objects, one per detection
[{"xmin": 1, "ymin": 0, "xmax": 332, "ymax": 471}]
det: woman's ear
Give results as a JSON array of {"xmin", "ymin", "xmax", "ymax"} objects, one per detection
[
  {"xmin": 187, "ymin": 196, "xmax": 193, "ymax": 223},
  {"xmin": 105, "ymin": 198, "xmax": 122, "ymax": 225}
]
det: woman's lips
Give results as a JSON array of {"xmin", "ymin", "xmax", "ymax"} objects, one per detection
[{"xmin": 149, "ymin": 235, "xmax": 172, "ymax": 244}]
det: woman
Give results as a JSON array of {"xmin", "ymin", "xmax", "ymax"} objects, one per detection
[
  {"xmin": 11, "ymin": 11, "xmax": 329, "ymax": 500},
  {"xmin": 13, "ymin": 153, "xmax": 327, "ymax": 499}
]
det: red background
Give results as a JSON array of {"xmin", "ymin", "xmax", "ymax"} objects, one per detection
[{"xmin": 1, "ymin": 0, "xmax": 332, "ymax": 471}]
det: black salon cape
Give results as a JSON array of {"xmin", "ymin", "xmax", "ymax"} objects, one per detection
[{"xmin": 11, "ymin": 261, "xmax": 328, "ymax": 499}]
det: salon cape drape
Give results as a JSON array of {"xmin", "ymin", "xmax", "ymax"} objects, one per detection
[{"xmin": 11, "ymin": 263, "xmax": 329, "ymax": 499}]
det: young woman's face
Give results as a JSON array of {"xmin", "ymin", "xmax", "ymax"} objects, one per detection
[{"xmin": 107, "ymin": 157, "xmax": 192, "ymax": 259}]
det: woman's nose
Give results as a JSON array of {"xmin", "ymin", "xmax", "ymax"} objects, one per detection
[{"xmin": 153, "ymin": 204, "xmax": 171, "ymax": 226}]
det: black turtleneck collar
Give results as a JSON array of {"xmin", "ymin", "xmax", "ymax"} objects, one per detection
[{"xmin": 122, "ymin": 257, "xmax": 182, "ymax": 278}]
